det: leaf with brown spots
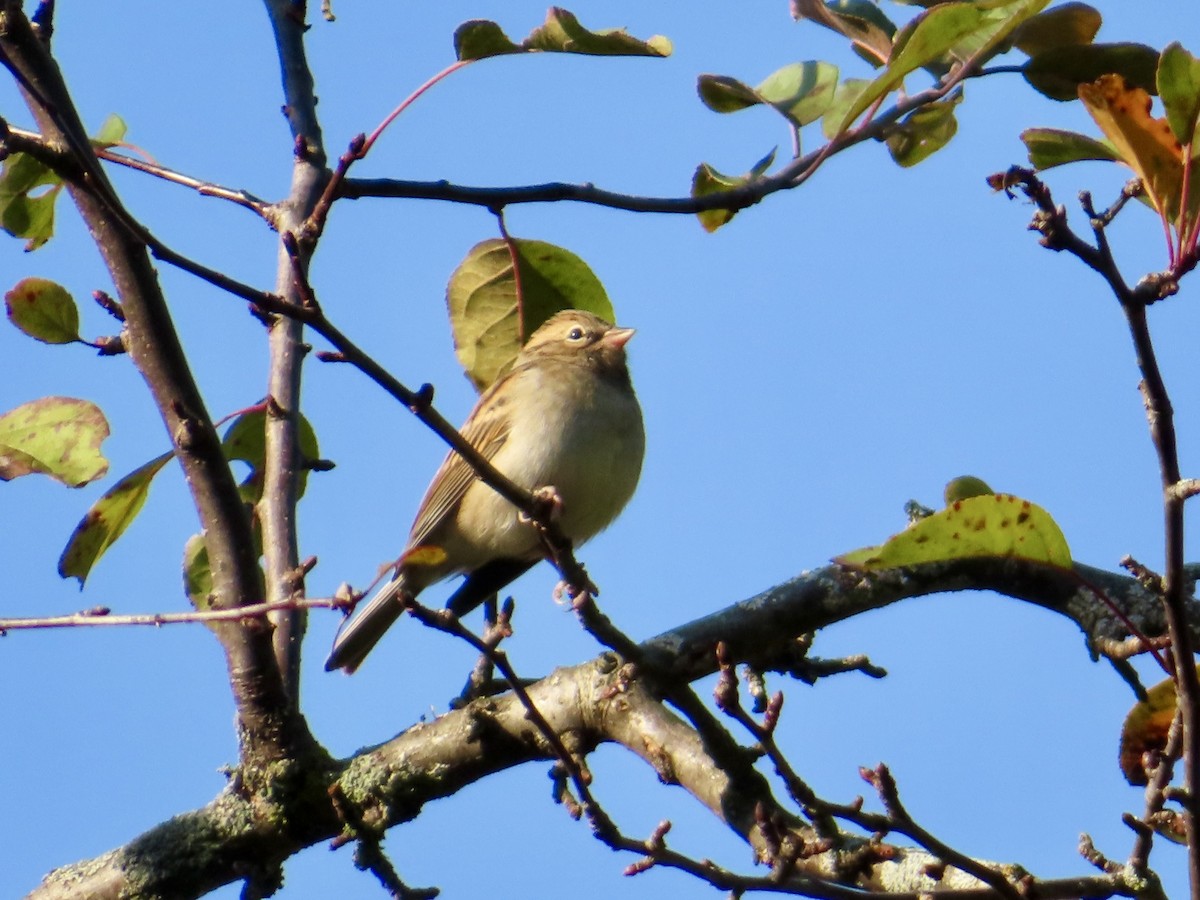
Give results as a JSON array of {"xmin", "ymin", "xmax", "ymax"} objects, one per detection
[
  {"xmin": 0, "ymin": 397, "xmax": 110, "ymax": 487},
  {"xmin": 836, "ymin": 493, "xmax": 1072, "ymax": 570},
  {"xmin": 5, "ymin": 278, "xmax": 82, "ymax": 345},
  {"xmin": 58, "ymin": 452, "xmax": 173, "ymax": 586},
  {"xmin": 1078, "ymin": 74, "xmax": 1187, "ymax": 224}
]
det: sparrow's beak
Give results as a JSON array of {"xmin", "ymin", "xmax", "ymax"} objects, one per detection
[{"xmin": 603, "ymin": 326, "xmax": 636, "ymax": 349}]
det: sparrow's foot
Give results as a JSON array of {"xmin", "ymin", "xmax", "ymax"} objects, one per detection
[{"xmin": 521, "ymin": 484, "xmax": 564, "ymax": 526}]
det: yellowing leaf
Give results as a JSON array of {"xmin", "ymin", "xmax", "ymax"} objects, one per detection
[
  {"xmin": 1119, "ymin": 670, "xmax": 1193, "ymax": 786},
  {"xmin": 0, "ymin": 397, "xmax": 110, "ymax": 487},
  {"xmin": 5, "ymin": 277, "xmax": 82, "ymax": 344},
  {"xmin": 58, "ymin": 452, "xmax": 173, "ymax": 585},
  {"xmin": 1078, "ymin": 75, "xmax": 1184, "ymax": 222},
  {"xmin": 836, "ymin": 494, "xmax": 1072, "ymax": 570}
]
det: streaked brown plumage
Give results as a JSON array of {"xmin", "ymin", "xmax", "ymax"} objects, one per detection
[{"xmin": 326, "ymin": 309, "xmax": 644, "ymax": 673}]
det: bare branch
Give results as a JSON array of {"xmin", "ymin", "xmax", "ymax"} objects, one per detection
[
  {"xmin": 94, "ymin": 147, "xmax": 271, "ymax": 218},
  {"xmin": 999, "ymin": 165, "xmax": 1200, "ymax": 895},
  {"xmin": 0, "ymin": 595, "xmax": 342, "ymax": 633}
]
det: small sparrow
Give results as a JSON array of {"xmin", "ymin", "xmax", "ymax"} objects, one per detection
[{"xmin": 326, "ymin": 309, "xmax": 645, "ymax": 673}]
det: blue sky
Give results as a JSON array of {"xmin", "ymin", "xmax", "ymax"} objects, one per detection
[{"xmin": 3, "ymin": 2, "xmax": 1199, "ymax": 897}]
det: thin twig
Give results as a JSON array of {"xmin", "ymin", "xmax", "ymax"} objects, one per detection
[
  {"xmin": 1000, "ymin": 165, "xmax": 1200, "ymax": 896},
  {"xmin": 862, "ymin": 765, "xmax": 1026, "ymax": 900},
  {"xmin": 94, "ymin": 147, "xmax": 271, "ymax": 218},
  {"xmin": 302, "ymin": 59, "xmax": 472, "ymax": 244},
  {"xmin": 0, "ymin": 594, "xmax": 343, "ymax": 632},
  {"xmin": 401, "ymin": 596, "xmax": 600, "ymax": 816},
  {"xmin": 340, "ymin": 72, "xmax": 988, "ymax": 217}
]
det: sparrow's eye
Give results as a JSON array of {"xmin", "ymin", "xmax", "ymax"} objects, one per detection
[{"xmin": 566, "ymin": 326, "xmax": 586, "ymax": 342}]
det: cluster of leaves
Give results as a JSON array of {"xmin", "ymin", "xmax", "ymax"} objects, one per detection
[
  {"xmin": 2, "ymin": 275, "xmax": 322, "ymax": 602},
  {"xmin": 1019, "ymin": 40, "xmax": 1200, "ymax": 263},
  {"xmin": 690, "ymin": 1, "xmax": 1183, "ymax": 235}
]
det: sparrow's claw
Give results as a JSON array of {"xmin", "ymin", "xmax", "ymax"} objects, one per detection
[
  {"xmin": 553, "ymin": 578, "xmax": 598, "ymax": 607},
  {"xmin": 521, "ymin": 484, "xmax": 564, "ymax": 526}
]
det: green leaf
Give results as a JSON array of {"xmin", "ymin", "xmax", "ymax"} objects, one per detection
[
  {"xmin": 758, "ymin": 62, "xmax": 840, "ymax": 126},
  {"xmin": 836, "ymin": 0, "xmax": 1048, "ymax": 133},
  {"xmin": 446, "ymin": 239, "xmax": 614, "ymax": 391},
  {"xmin": 699, "ymin": 62, "xmax": 839, "ymax": 128},
  {"xmin": 222, "ymin": 408, "xmax": 321, "ymax": 502},
  {"xmin": 1010, "ymin": 2, "xmax": 1102, "ymax": 57},
  {"xmin": 822, "ymin": 78, "xmax": 872, "ymax": 138},
  {"xmin": 58, "ymin": 452, "xmax": 173, "ymax": 586},
  {"xmin": 0, "ymin": 151, "xmax": 59, "ymax": 196},
  {"xmin": 697, "ymin": 75, "xmax": 761, "ymax": 114},
  {"xmin": 1020, "ymin": 127, "xmax": 1120, "ymax": 169},
  {"xmin": 1023, "ymin": 42, "xmax": 1161, "ymax": 101},
  {"xmin": 1158, "ymin": 42, "xmax": 1200, "ymax": 150},
  {"xmin": 455, "ymin": 9, "xmax": 671, "ymax": 60},
  {"xmin": 454, "ymin": 20, "xmax": 522, "ymax": 60},
  {"xmin": 183, "ymin": 534, "xmax": 216, "ymax": 617},
  {"xmin": 91, "ymin": 114, "xmax": 128, "ymax": 148},
  {"xmin": 836, "ymin": 494, "xmax": 1072, "ymax": 570},
  {"xmin": 0, "ymin": 155, "xmax": 62, "ymax": 251},
  {"xmin": 882, "ymin": 92, "xmax": 961, "ymax": 166},
  {"xmin": 523, "ymin": 7, "xmax": 671, "ymax": 57},
  {"xmin": 5, "ymin": 277, "xmax": 82, "ymax": 344},
  {"xmin": 947, "ymin": 0, "xmax": 1051, "ymax": 62},
  {"xmin": 691, "ymin": 148, "xmax": 776, "ymax": 233},
  {"xmin": 0, "ymin": 397, "xmax": 110, "ymax": 487},
  {"xmin": 791, "ymin": 0, "xmax": 895, "ymax": 68},
  {"xmin": 183, "ymin": 527, "xmax": 263, "ymax": 616},
  {"xmin": 942, "ymin": 475, "xmax": 995, "ymax": 504}
]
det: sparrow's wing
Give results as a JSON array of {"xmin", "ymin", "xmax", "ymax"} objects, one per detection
[{"xmin": 404, "ymin": 382, "xmax": 513, "ymax": 552}]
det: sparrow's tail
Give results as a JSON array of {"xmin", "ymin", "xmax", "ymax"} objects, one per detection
[{"xmin": 325, "ymin": 577, "xmax": 408, "ymax": 673}]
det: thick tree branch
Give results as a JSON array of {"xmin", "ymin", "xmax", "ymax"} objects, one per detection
[{"xmin": 25, "ymin": 555, "xmax": 1176, "ymax": 899}]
